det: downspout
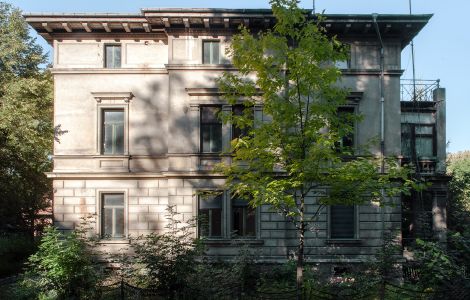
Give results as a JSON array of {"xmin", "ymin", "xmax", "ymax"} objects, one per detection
[
  {"xmin": 372, "ymin": 13, "xmax": 385, "ymax": 171},
  {"xmin": 373, "ymin": 14, "xmax": 387, "ymax": 300}
]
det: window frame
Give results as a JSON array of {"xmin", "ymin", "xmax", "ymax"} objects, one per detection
[
  {"xmin": 200, "ymin": 105, "xmax": 223, "ymax": 153},
  {"xmin": 97, "ymin": 190, "xmax": 128, "ymax": 240},
  {"xmin": 401, "ymin": 123, "xmax": 436, "ymax": 159},
  {"xmin": 104, "ymin": 44, "xmax": 122, "ymax": 69},
  {"xmin": 202, "ymin": 40, "xmax": 220, "ymax": 65},
  {"xmin": 97, "ymin": 104, "xmax": 129, "ymax": 156},
  {"xmin": 231, "ymin": 104, "xmax": 254, "ymax": 141},
  {"xmin": 197, "ymin": 191, "xmax": 224, "ymax": 238},
  {"xmin": 336, "ymin": 106, "xmax": 356, "ymax": 151},
  {"xmin": 196, "ymin": 190, "xmax": 259, "ymax": 240},
  {"xmin": 328, "ymin": 205, "xmax": 359, "ymax": 240},
  {"xmin": 231, "ymin": 195, "xmax": 256, "ymax": 238}
]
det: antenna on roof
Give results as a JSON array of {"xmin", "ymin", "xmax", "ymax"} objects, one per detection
[{"xmin": 409, "ymin": 0, "xmax": 417, "ymax": 101}]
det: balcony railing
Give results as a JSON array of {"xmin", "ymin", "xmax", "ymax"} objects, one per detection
[{"xmin": 400, "ymin": 79, "xmax": 440, "ymax": 102}]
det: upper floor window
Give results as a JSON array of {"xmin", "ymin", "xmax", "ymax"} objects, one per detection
[
  {"xmin": 203, "ymin": 41, "xmax": 220, "ymax": 64},
  {"xmin": 330, "ymin": 205, "xmax": 356, "ymax": 239},
  {"xmin": 200, "ymin": 106, "xmax": 222, "ymax": 153},
  {"xmin": 336, "ymin": 106, "xmax": 355, "ymax": 150},
  {"xmin": 102, "ymin": 109, "xmax": 124, "ymax": 155},
  {"xmin": 101, "ymin": 193, "xmax": 125, "ymax": 239},
  {"xmin": 401, "ymin": 123, "xmax": 435, "ymax": 158},
  {"xmin": 105, "ymin": 45, "xmax": 121, "ymax": 68},
  {"xmin": 232, "ymin": 105, "xmax": 254, "ymax": 140}
]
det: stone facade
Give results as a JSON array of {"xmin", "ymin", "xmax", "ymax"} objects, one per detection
[{"xmin": 26, "ymin": 9, "xmax": 447, "ymax": 263}]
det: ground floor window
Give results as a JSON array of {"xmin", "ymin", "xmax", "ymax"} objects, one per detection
[
  {"xmin": 198, "ymin": 191, "xmax": 257, "ymax": 239},
  {"xmin": 330, "ymin": 205, "xmax": 356, "ymax": 239},
  {"xmin": 101, "ymin": 193, "xmax": 125, "ymax": 239}
]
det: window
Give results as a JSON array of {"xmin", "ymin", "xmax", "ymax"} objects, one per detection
[
  {"xmin": 198, "ymin": 193, "xmax": 222, "ymax": 238},
  {"xmin": 401, "ymin": 123, "xmax": 435, "ymax": 158},
  {"xmin": 101, "ymin": 193, "xmax": 125, "ymax": 238},
  {"xmin": 203, "ymin": 41, "xmax": 220, "ymax": 64},
  {"xmin": 336, "ymin": 107, "xmax": 355, "ymax": 150},
  {"xmin": 232, "ymin": 196, "xmax": 256, "ymax": 237},
  {"xmin": 105, "ymin": 45, "xmax": 121, "ymax": 68},
  {"xmin": 232, "ymin": 105, "xmax": 253, "ymax": 140},
  {"xmin": 330, "ymin": 205, "xmax": 356, "ymax": 239},
  {"xmin": 102, "ymin": 109, "xmax": 124, "ymax": 155},
  {"xmin": 200, "ymin": 106, "xmax": 222, "ymax": 153}
]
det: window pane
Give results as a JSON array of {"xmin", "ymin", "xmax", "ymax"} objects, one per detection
[
  {"xmin": 210, "ymin": 125, "xmax": 222, "ymax": 152},
  {"xmin": 245, "ymin": 207, "xmax": 256, "ymax": 236},
  {"xmin": 416, "ymin": 125, "xmax": 433, "ymax": 135},
  {"xmin": 104, "ymin": 194, "xmax": 124, "ymax": 206},
  {"xmin": 416, "ymin": 137, "xmax": 433, "ymax": 157},
  {"xmin": 200, "ymin": 106, "xmax": 222, "ymax": 153},
  {"xmin": 103, "ymin": 208, "xmax": 113, "ymax": 237},
  {"xmin": 401, "ymin": 124, "xmax": 413, "ymax": 157},
  {"xmin": 102, "ymin": 110, "xmax": 124, "ymax": 155},
  {"xmin": 330, "ymin": 205, "xmax": 355, "ymax": 239},
  {"xmin": 201, "ymin": 106, "xmax": 221, "ymax": 123},
  {"xmin": 211, "ymin": 208, "xmax": 222, "ymax": 236},
  {"xmin": 198, "ymin": 210, "xmax": 210, "ymax": 237},
  {"xmin": 232, "ymin": 206, "xmax": 243, "ymax": 236},
  {"xmin": 199, "ymin": 194, "xmax": 222, "ymax": 209},
  {"xmin": 232, "ymin": 105, "xmax": 253, "ymax": 140},
  {"xmin": 114, "ymin": 208, "xmax": 124, "ymax": 237},
  {"xmin": 105, "ymin": 45, "xmax": 121, "ymax": 68},
  {"xmin": 203, "ymin": 41, "xmax": 219, "ymax": 64}
]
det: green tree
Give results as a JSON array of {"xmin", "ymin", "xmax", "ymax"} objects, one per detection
[
  {"xmin": 0, "ymin": 2, "xmax": 53, "ymax": 235},
  {"xmin": 447, "ymin": 151, "xmax": 470, "ymax": 234},
  {"xmin": 217, "ymin": 0, "xmax": 416, "ymax": 296}
]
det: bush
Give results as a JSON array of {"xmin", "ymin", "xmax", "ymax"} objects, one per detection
[
  {"xmin": 130, "ymin": 205, "xmax": 204, "ymax": 291},
  {"xmin": 22, "ymin": 220, "xmax": 101, "ymax": 299}
]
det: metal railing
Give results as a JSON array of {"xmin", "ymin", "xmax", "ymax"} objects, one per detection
[{"xmin": 400, "ymin": 79, "xmax": 440, "ymax": 102}]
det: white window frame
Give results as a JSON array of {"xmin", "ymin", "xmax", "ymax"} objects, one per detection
[{"xmin": 96, "ymin": 189, "xmax": 128, "ymax": 240}]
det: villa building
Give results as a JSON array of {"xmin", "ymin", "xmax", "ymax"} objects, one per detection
[{"xmin": 25, "ymin": 8, "xmax": 448, "ymax": 264}]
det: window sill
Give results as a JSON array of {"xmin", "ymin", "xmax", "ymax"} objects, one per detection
[
  {"xmin": 202, "ymin": 238, "xmax": 264, "ymax": 246},
  {"xmin": 97, "ymin": 239, "xmax": 130, "ymax": 244},
  {"xmin": 326, "ymin": 239, "xmax": 362, "ymax": 245}
]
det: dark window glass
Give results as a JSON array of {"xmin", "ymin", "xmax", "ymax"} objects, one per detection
[
  {"xmin": 102, "ymin": 109, "xmax": 124, "ymax": 155},
  {"xmin": 102, "ymin": 194, "xmax": 125, "ymax": 238},
  {"xmin": 203, "ymin": 41, "xmax": 220, "ymax": 64},
  {"xmin": 232, "ymin": 105, "xmax": 253, "ymax": 140},
  {"xmin": 105, "ymin": 45, "xmax": 121, "ymax": 68},
  {"xmin": 330, "ymin": 205, "xmax": 355, "ymax": 239},
  {"xmin": 401, "ymin": 124, "xmax": 435, "ymax": 158},
  {"xmin": 337, "ymin": 107, "xmax": 355, "ymax": 149},
  {"xmin": 200, "ymin": 106, "xmax": 222, "ymax": 153},
  {"xmin": 198, "ymin": 194, "xmax": 222, "ymax": 237},
  {"xmin": 232, "ymin": 197, "xmax": 256, "ymax": 237}
]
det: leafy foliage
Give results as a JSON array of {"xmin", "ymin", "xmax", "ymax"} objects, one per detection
[
  {"xmin": 130, "ymin": 205, "xmax": 204, "ymax": 291},
  {"xmin": 0, "ymin": 1, "xmax": 53, "ymax": 234},
  {"xmin": 22, "ymin": 221, "xmax": 101, "ymax": 299},
  {"xmin": 216, "ymin": 0, "xmax": 416, "ymax": 289}
]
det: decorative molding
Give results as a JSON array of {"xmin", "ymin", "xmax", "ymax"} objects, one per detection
[{"xmin": 91, "ymin": 92, "xmax": 134, "ymax": 103}]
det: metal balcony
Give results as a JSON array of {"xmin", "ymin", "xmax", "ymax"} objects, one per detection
[{"xmin": 400, "ymin": 79, "xmax": 440, "ymax": 102}]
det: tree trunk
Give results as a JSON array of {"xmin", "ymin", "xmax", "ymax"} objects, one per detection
[{"xmin": 297, "ymin": 197, "xmax": 305, "ymax": 300}]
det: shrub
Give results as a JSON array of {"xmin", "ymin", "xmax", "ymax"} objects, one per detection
[
  {"xmin": 0, "ymin": 233, "xmax": 37, "ymax": 277},
  {"xmin": 130, "ymin": 205, "xmax": 204, "ymax": 291},
  {"xmin": 22, "ymin": 219, "xmax": 101, "ymax": 299}
]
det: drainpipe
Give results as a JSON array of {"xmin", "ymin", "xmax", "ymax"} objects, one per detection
[
  {"xmin": 372, "ymin": 15, "xmax": 387, "ymax": 283},
  {"xmin": 372, "ymin": 13, "xmax": 385, "ymax": 172}
]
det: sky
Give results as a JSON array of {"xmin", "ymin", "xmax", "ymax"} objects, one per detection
[{"xmin": 7, "ymin": 0, "xmax": 469, "ymax": 153}]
